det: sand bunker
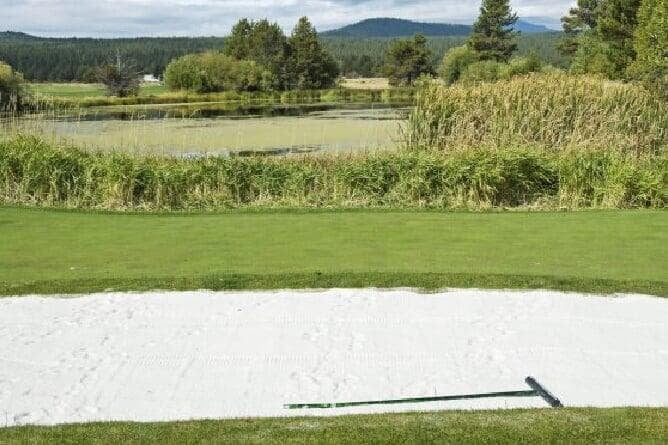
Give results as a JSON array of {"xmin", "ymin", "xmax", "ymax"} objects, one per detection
[{"xmin": 1, "ymin": 288, "xmax": 666, "ymax": 426}]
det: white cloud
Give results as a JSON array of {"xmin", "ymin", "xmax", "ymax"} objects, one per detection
[{"xmin": 1, "ymin": 0, "xmax": 574, "ymax": 37}]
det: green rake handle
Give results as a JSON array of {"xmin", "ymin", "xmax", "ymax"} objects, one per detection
[{"xmin": 285, "ymin": 376, "xmax": 563, "ymax": 409}]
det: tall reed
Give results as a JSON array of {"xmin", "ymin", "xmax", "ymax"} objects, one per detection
[
  {"xmin": 1, "ymin": 136, "xmax": 664, "ymax": 210},
  {"xmin": 405, "ymin": 73, "xmax": 667, "ymax": 155}
]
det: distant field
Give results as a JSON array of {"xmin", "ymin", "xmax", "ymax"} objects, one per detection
[
  {"xmin": 1, "ymin": 208, "xmax": 666, "ymax": 296},
  {"xmin": 340, "ymin": 77, "xmax": 391, "ymax": 90},
  {"xmin": 28, "ymin": 81, "xmax": 390, "ymax": 99},
  {"xmin": 28, "ymin": 82, "xmax": 167, "ymax": 98}
]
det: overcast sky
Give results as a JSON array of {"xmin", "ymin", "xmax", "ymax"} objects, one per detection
[{"xmin": 2, "ymin": 0, "xmax": 574, "ymax": 37}]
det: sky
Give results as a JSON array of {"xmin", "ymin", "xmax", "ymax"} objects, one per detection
[{"xmin": 2, "ymin": 0, "xmax": 573, "ymax": 37}]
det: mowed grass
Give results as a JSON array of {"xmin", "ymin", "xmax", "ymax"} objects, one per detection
[
  {"xmin": 2, "ymin": 408, "xmax": 667, "ymax": 444},
  {"xmin": 28, "ymin": 83, "xmax": 167, "ymax": 98},
  {"xmin": 1, "ymin": 208, "xmax": 666, "ymax": 296}
]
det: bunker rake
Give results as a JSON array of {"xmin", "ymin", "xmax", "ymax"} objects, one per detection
[{"xmin": 285, "ymin": 376, "xmax": 563, "ymax": 410}]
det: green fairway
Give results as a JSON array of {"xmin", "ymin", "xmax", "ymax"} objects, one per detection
[
  {"xmin": 2, "ymin": 408, "xmax": 666, "ymax": 444},
  {"xmin": 1, "ymin": 208, "xmax": 666, "ymax": 296},
  {"xmin": 28, "ymin": 82, "xmax": 167, "ymax": 98}
]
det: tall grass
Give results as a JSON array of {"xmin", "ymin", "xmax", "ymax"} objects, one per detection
[
  {"xmin": 1, "ymin": 136, "xmax": 664, "ymax": 210},
  {"xmin": 406, "ymin": 73, "xmax": 667, "ymax": 155}
]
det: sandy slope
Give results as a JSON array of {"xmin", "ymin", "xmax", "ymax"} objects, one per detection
[{"xmin": 0, "ymin": 289, "xmax": 666, "ymax": 427}]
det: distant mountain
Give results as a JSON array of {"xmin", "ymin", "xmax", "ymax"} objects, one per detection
[
  {"xmin": 322, "ymin": 18, "xmax": 552, "ymax": 38},
  {"xmin": 0, "ymin": 31, "xmax": 42, "ymax": 41},
  {"xmin": 322, "ymin": 18, "xmax": 470, "ymax": 38},
  {"xmin": 514, "ymin": 21, "xmax": 552, "ymax": 33}
]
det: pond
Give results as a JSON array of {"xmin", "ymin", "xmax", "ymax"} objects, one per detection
[{"xmin": 5, "ymin": 102, "xmax": 410, "ymax": 157}]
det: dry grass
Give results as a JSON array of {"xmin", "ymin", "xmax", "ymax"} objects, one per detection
[{"xmin": 405, "ymin": 73, "xmax": 667, "ymax": 155}]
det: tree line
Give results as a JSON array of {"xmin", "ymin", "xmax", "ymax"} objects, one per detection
[
  {"xmin": 0, "ymin": 29, "xmax": 564, "ymax": 83},
  {"xmin": 381, "ymin": 0, "xmax": 664, "ymax": 94},
  {"xmin": 560, "ymin": 0, "xmax": 665, "ymax": 95}
]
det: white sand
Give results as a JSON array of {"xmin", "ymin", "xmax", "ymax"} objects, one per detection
[{"xmin": 0, "ymin": 288, "xmax": 666, "ymax": 427}]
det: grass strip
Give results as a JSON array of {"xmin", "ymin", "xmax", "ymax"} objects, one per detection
[
  {"xmin": 2, "ymin": 272, "xmax": 667, "ymax": 297},
  {"xmin": 2, "ymin": 408, "xmax": 666, "ymax": 444},
  {"xmin": 1, "ymin": 208, "xmax": 666, "ymax": 296}
]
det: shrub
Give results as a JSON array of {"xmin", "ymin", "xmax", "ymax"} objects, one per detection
[
  {"xmin": 459, "ymin": 60, "xmax": 503, "ymax": 84},
  {"xmin": 405, "ymin": 73, "xmax": 667, "ymax": 154},
  {"xmin": 438, "ymin": 46, "xmax": 479, "ymax": 85},
  {"xmin": 499, "ymin": 54, "xmax": 542, "ymax": 79},
  {"xmin": 164, "ymin": 52, "xmax": 272, "ymax": 93},
  {"xmin": 0, "ymin": 61, "xmax": 26, "ymax": 112}
]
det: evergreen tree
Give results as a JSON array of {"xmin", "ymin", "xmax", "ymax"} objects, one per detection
[
  {"xmin": 596, "ymin": 0, "xmax": 643, "ymax": 77},
  {"xmin": 97, "ymin": 52, "xmax": 140, "ymax": 97},
  {"xmin": 559, "ymin": 0, "xmax": 601, "ymax": 56},
  {"xmin": 286, "ymin": 17, "xmax": 339, "ymax": 90},
  {"xmin": 384, "ymin": 34, "xmax": 434, "ymax": 86},
  {"xmin": 628, "ymin": 0, "xmax": 668, "ymax": 97},
  {"xmin": 468, "ymin": 0, "xmax": 519, "ymax": 62}
]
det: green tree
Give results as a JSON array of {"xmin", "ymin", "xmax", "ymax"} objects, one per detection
[
  {"xmin": 224, "ymin": 19, "xmax": 288, "ymax": 89},
  {"xmin": 384, "ymin": 34, "xmax": 433, "ymax": 86},
  {"xmin": 285, "ymin": 17, "xmax": 339, "ymax": 89},
  {"xmin": 97, "ymin": 52, "xmax": 140, "ymax": 97},
  {"xmin": 559, "ymin": 0, "xmax": 602, "ymax": 56},
  {"xmin": 628, "ymin": 0, "xmax": 668, "ymax": 97},
  {"xmin": 0, "ymin": 60, "xmax": 25, "ymax": 111},
  {"xmin": 468, "ymin": 0, "xmax": 519, "ymax": 62},
  {"xmin": 439, "ymin": 45, "xmax": 479, "ymax": 84},
  {"xmin": 596, "ymin": 0, "xmax": 643, "ymax": 77}
]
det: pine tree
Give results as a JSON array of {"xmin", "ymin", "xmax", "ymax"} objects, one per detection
[
  {"xmin": 596, "ymin": 0, "xmax": 643, "ymax": 77},
  {"xmin": 468, "ymin": 0, "xmax": 519, "ymax": 62},
  {"xmin": 97, "ymin": 52, "xmax": 140, "ymax": 97},
  {"xmin": 286, "ymin": 17, "xmax": 339, "ymax": 90},
  {"xmin": 559, "ymin": 0, "xmax": 601, "ymax": 56},
  {"xmin": 384, "ymin": 34, "xmax": 434, "ymax": 86},
  {"xmin": 628, "ymin": 0, "xmax": 668, "ymax": 97}
]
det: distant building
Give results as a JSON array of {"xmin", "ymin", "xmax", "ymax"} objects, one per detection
[{"xmin": 142, "ymin": 74, "xmax": 161, "ymax": 83}]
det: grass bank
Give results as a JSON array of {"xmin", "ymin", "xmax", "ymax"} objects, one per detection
[
  {"xmin": 1, "ymin": 136, "xmax": 665, "ymax": 211},
  {"xmin": 2, "ymin": 408, "xmax": 666, "ymax": 444},
  {"xmin": 406, "ymin": 73, "xmax": 667, "ymax": 155},
  {"xmin": 1, "ymin": 208, "xmax": 666, "ymax": 296},
  {"xmin": 28, "ymin": 85, "xmax": 415, "ymax": 109}
]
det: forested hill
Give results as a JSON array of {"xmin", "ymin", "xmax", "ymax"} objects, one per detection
[
  {"xmin": 321, "ymin": 18, "xmax": 471, "ymax": 37},
  {"xmin": 321, "ymin": 18, "xmax": 551, "ymax": 37},
  {"xmin": 0, "ymin": 32, "xmax": 226, "ymax": 81},
  {"xmin": 1, "ymin": 30, "xmax": 564, "ymax": 81}
]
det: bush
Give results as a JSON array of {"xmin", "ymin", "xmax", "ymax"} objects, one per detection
[
  {"xmin": 0, "ymin": 61, "xmax": 26, "ymax": 112},
  {"xmin": 499, "ymin": 55, "xmax": 542, "ymax": 79},
  {"xmin": 0, "ymin": 135, "xmax": 664, "ymax": 210},
  {"xmin": 405, "ymin": 73, "xmax": 667, "ymax": 154},
  {"xmin": 459, "ymin": 60, "xmax": 503, "ymax": 83},
  {"xmin": 438, "ymin": 46, "xmax": 479, "ymax": 85},
  {"xmin": 164, "ymin": 52, "xmax": 272, "ymax": 93},
  {"xmin": 628, "ymin": 0, "xmax": 668, "ymax": 98}
]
